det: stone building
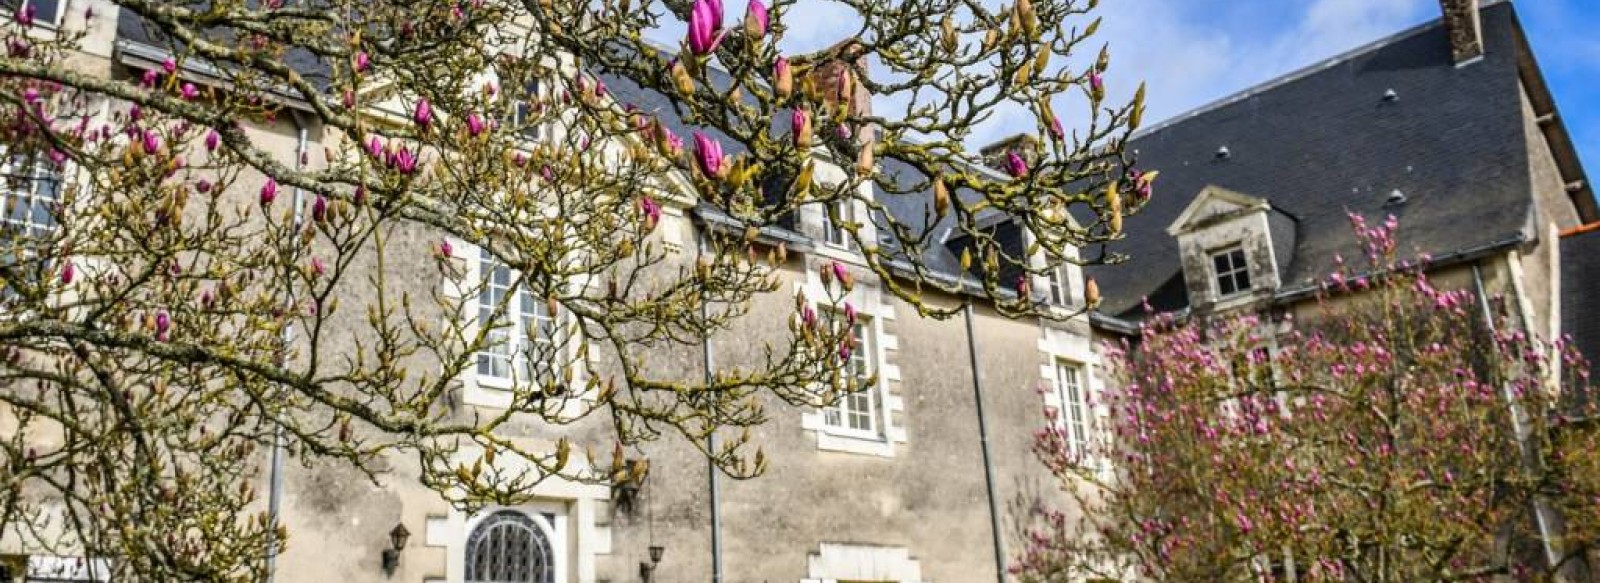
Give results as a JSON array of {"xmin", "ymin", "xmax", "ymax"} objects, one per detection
[
  {"xmin": 1085, "ymin": 0, "xmax": 1595, "ymax": 348},
  {"xmin": 0, "ymin": 1, "xmax": 1109, "ymax": 582},
  {"xmin": 1, "ymin": 0, "xmax": 1595, "ymax": 582}
]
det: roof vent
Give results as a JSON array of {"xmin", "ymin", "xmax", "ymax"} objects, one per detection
[
  {"xmin": 1385, "ymin": 188, "xmax": 1408, "ymax": 206},
  {"xmin": 1215, "ymin": 146, "xmax": 1231, "ymax": 160},
  {"xmin": 1382, "ymin": 88, "xmax": 1399, "ymax": 102}
]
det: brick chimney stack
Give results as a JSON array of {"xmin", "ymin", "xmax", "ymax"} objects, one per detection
[
  {"xmin": 1438, "ymin": 0, "xmax": 1484, "ymax": 64},
  {"xmin": 806, "ymin": 40, "xmax": 874, "ymax": 144}
]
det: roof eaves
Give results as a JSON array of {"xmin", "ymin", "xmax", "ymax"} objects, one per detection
[
  {"xmin": 1270, "ymin": 232, "xmax": 1526, "ymax": 305},
  {"xmin": 115, "ymin": 39, "xmax": 318, "ymax": 113}
]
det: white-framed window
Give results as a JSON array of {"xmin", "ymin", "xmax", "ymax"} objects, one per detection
[
  {"xmin": 464, "ymin": 510, "xmax": 560, "ymax": 583},
  {"xmin": 1, "ymin": 152, "xmax": 63, "ymax": 240},
  {"xmin": 1045, "ymin": 260, "xmax": 1072, "ymax": 306},
  {"xmin": 9, "ymin": 0, "xmax": 62, "ymax": 27},
  {"xmin": 1054, "ymin": 360, "xmax": 1090, "ymax": 455},
  {"xmin": 1211, "ymin": 245, "xmax": 1252, "ymax": 297},
  {"xmin": 510, "ymin": 79, "xmax": 544, "ymax": 141},
  {"xmin": 820, "ymin": 198, "xmax": 855, "ymax": 249},
  {"xmin": 475, "ymin": 247, "xmax": 557, "ymax": 390},
  {"xmin": 821, "ymin": 312, "xmax": 877, "ymax": 437}
]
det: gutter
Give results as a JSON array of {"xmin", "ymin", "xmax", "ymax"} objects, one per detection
[
  {"xmin": 688, "ymin": 205, "xmax": 816, "ymax": 253},
  {"xmin": 1269, "ymin": 234, "xmax": 1527, "ymax": 306}
]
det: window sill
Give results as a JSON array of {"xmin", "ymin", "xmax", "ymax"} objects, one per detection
[{"xmin": 813, "ymin": 427, "xmax": 894, "ymax": 457}]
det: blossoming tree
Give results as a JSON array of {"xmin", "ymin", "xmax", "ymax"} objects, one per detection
[
  {"xmin": 1015, "ymin": 216, "xmax": 1600, "ymax": 582},
  {"xmin": 0, "ymin": 0, "xmax": 1146, "ymax": 579}
]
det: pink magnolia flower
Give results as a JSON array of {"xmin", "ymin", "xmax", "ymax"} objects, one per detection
[
  {"xmin": 22, "ymin": 87, "xmax": 37, "ymax": 103},
  {"xmin": 438, "ymin": 239, "xmax": 453, "ymax": 257},
  {"xmin": 838, "ymin": 342, "xmax": 853, "ymax": 362},
  {"xmin": 639, "ymin": 196, "xmax": 662, "ymax": 226},
  {"xmin": 60, "ymin": 261, "xmax": 74, "ymax": 285},
  {"xmin": 180, "ymin": 83, "xmax": 199, "ymax": 101},
  {"xmin": 465, "ymin": 112, "xmax": 486, "ymax": 137},
  {"xmin": 830, "ymin": 261, "xmax": 848, "ymax": 284},
  {"xmin": 312, "ymin": 195, "xmax": 328, "ymax": 222},
  {"xmin": 691, "ymin": 131, "xmax": 724, "ymax": 178},
  {"xmin": 790, "ymin": 109, "xmax": 810, "ymax": 149},
  {"xmin": 1089, "ymin": 70, "xmax": 1104, "ymax": 92},
  {"xmin": 141, "ymin": 130, "xmax": 160, "ymax": 155},
  {"xmin": 154, "ymin": 310, "xmax": 171, "ymax": 341},
  {"xmin": 744, "ymin": 0, "xmax": 768, "ymax": 38},
  {"xmin": 393, "ymin": 148, "xmax": 417, "ymax": 174},
  {"xmin": 687, "ymin": 0, "xmax": 724, "ymax": 55},
  {"xmin": 311, "ymin": 257, "xmax": 326, "ymax": 277},
  {"xmin": 162, "ymin": 58, "xmax": 176, "ymax": 74},
  {"xmin": 15, "ymin": 2, "xmax": 34, "ymax": 26},
  {"xmin": 195, "ymin": 179, "xmax": 212, "ymax": 193},
  {"xmin": 260, "ymin": 178, "xmax": 278, "ymax": 206},
  {"xmin": 1004, "ymin": 151, "xmax": 1028, "ymax": 179},
  {"xmin": 366, "ymin": 136, "xmax": 383, "ymax": 159},
  {"xmin": 353, "ymin": 51, "xmax": 370, "ymax": 73},
  {"xmin": 205, "ymin": 129, "xmax": 220, "ymax": 152},
  {"xmin": 843, "ymin": 302, "xmax": 857, "ymax": 324},
  {"xmin": 1048, "ymin": 114, "xmax": 1064, "ymax": 140},
  {"xmin": 413, "ymin": 98, "xmax": 433, "ymax": 129}
]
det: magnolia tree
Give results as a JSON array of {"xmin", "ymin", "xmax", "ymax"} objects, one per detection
[
  {"xmin": 1015, "ymin": 216, "xmax": 1600, "ymax": 583},
  {"xmin": 0, "ymin": 0, "xmax": 1146, "ymax": 579}
]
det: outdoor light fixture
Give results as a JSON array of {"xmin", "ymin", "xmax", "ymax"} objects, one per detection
[
  {"xmin": 639, "ymin": 545, "xmax": 666, "ymax": 582},
  {"xmin": 381, "ymin": 523, "xmax": 411, "ymax": 577}
]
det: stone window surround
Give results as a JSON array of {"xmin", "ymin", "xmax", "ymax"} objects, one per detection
[
  {"xmin": 1209, "ymin": 244, "xmax": 1253, "ymax": 299},
  {"xmin": 1036, "ymin": 322, "xmax": 1110, "ymax": 476},
  {"xmin": 441, "ymin": 237, "xmax": 590, "ymax": 411},
  {"xmin": 796, "ymin": 259, "xmax": 906, "ymax": 457},
  {"xmin": 422, "ymin": 451, "xmax": 613, "ymax": 583},
  {"xmin": 800, "ymin": 542, "xmax": 926, "ymax": 583}
]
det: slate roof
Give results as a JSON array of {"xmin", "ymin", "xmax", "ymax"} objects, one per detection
[
  {"xmin": 1085, "ymin": 1, "xmax": 1572, "ymax": 317},
  {"xmin": 116, "ymin": 3, "xmax": 334, "ymax": 91},
  {"xmin": 597, "ymin": 60, "xmax": 1006, "ymax": 285},
  {"xmin": 1563, "ymin": 227, "xmax": 1600, "ymax": 382}
]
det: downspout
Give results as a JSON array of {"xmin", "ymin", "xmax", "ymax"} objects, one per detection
[
  {"xmin": 964, "ymin": 302, "xmax": 1007, "ymax": 583},
  {"xmin": 1471, "ymin": 263, "xmax": 1564, "ymax": 574},
  {"xmin": 698, "ymin": 231, "xmax": 724, "ymax": 583},
  {"xmin": 265, "ymin": 113, "xmax": 310, "ymax": 583}
]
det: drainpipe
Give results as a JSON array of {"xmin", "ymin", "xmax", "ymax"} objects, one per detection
[
  {"xmin": 698, "ymin": 231, "xmax": 725, "ymax": 583},
  {"xmin": 964, "ymin": 302, "xmax": 1007, "ymax": 583},
  {"xmin": 1471, "ymin": 263, "xmax": 1565, "ymax": 576},
  {"xmin": 265, "ymin": 113, "xmax": 310, "ymax": 583}
]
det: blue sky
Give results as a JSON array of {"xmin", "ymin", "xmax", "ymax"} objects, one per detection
[{"xmin": 650, "ymin": 0, "xmax": 1597, "ymax": 175}]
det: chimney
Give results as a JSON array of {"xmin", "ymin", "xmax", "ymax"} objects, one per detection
[
  {"xmin": 805, "ymin": 40, "xmax": 874, "ymax": 144},
  {"xmin": 978, "ymin": 133, "xmax": 1042, "ymax": 172},
  {"xmin": 1438, "ymin": 0, "xmax": 1483, "ymax": 64}
]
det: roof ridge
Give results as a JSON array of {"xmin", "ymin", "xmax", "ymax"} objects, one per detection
[{"xmin": 1129, "ymin": 4, "xmax": 1504, "ymax": 139}]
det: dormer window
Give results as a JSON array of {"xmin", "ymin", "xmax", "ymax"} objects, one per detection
[
  {"xmin": 510, "ymin": 79, "xmax": 544, "ymax": 140},
  {"xmin": 821, "ymin": 198, "xmax": 855, "ymax": 249},
  {"xmin": 1046, "ymin": 261, "xmax": 1072, "ymax": 306},
  {"xmin": 1212, "ymin": 246, "xmax": 1252, "ymax": 297},
  {"xmin": 15, "ymin": 0, "xmax": 61, "ymax": 27}
]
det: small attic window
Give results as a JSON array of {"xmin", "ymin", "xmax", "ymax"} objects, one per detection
[
  {"xmin": 1212, "ymin": 246, "xmax": 1252, "ymax": 298},
  {"xmin": 1382, "ymin": 88, "xmax": 1399, "ymax": 102},
  {"xmin": 1385, "ymin": 189, "xmax": 1407, "ymax": 206},
  {"xmin": 1215, "ymin": 146, "xmax": 1231, "ymax": 160}
]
